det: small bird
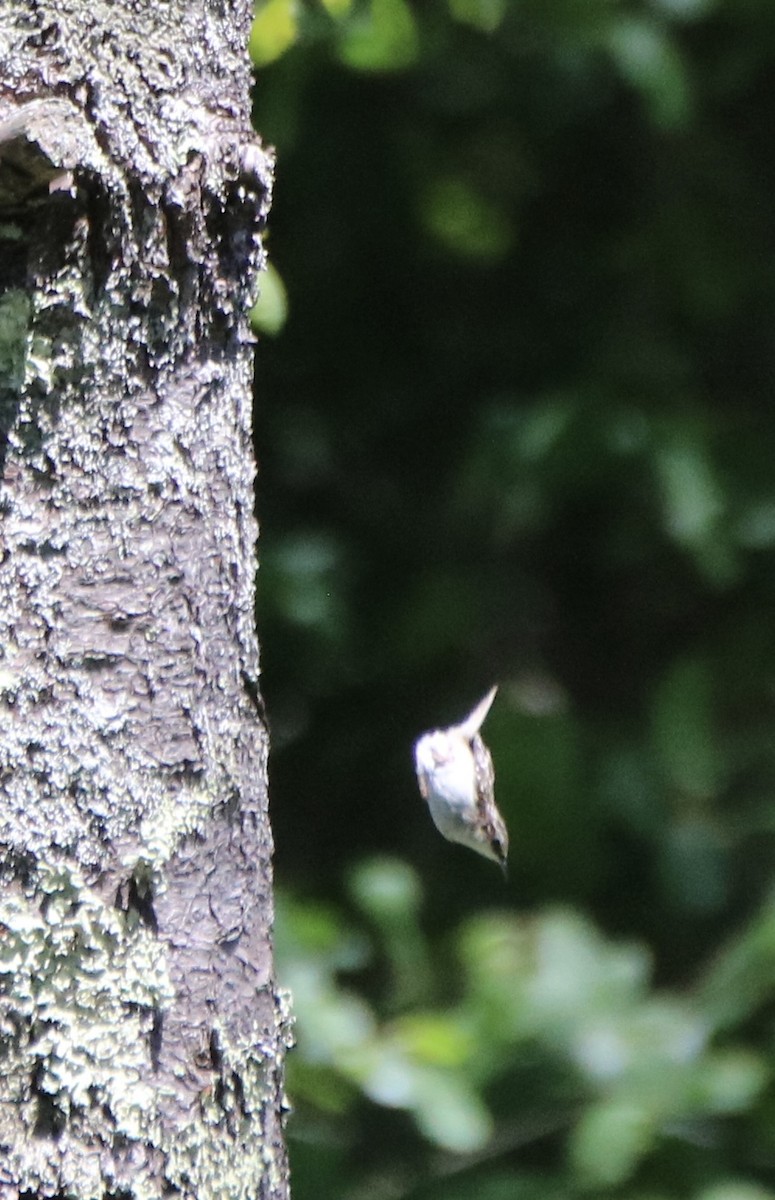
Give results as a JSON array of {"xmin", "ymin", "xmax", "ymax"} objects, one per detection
[{"xmin": 414, "ymin": 686, "xmax": 508, "ymax": 873}]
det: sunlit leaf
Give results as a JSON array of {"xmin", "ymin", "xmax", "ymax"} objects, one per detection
[
  {"xmin": 319, "ymin": 0, "xmax": 352, "ymax": 16},
  {"xmin": 337, "ymin": 0, "xmax": 418, "ymax": 71},
  {"xmin": 527, "ymin": 910, "xmax": 649, "ymax": 1031},
  {"xmin": 572, "ymin": 1000, "xmax": 706, "ymax": 1088},
  {"xmin": 249, "ymin": 0, "xmax": 299, "ymax": 67},
  {"xmin": 250, "ymin": 260, "xmax": 289, "ymax": 335},
  {"xmin": 354, "ymin": 1040, "xmax": 424, "ymax": 1107},
  {"xmin": 394, "ymin": 1012, "xmax": 476, "ymax": 1067}
]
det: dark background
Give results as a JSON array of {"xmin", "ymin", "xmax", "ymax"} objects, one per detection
[{"xmin": 251, "ymin": 2, "xmax": 775, "ymax": 1197}]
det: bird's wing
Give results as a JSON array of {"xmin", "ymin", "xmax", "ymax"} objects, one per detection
[
  {"xmin": 415, "ymin": 765, "xmax": 430, "ymax": 800},
  {"xmin": 472, "ymin": 733, "xmax": 508, "ymax": 865}
]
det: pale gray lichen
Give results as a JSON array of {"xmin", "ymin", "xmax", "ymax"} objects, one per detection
[{"xmin": 0, "ymin": 857, "xmax": 175, "ymax": 1195}]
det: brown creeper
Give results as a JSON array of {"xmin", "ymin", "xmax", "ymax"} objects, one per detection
[{"xmin": 414, "ymin": 686, "xmax": 508, "ymax": 872}]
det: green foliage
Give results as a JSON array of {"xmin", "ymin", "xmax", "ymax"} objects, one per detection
[
  {"xmin": 278, "ymin": 867, "xmax": 771, "ymax": 1195},
  {"xmin": 336, "ymin": 0, "xmax": 419, "ymax": 71},
  {"xmin": 251, "ymin": 0, "xmax": 775, "ymax": 1196},
  {"xmin": 251, "ymin": 260, "xmax": 289, "ymax": 335},
  {"xmin": 249, "ymin": 0, "xmax": 299, "ymax": 67},
  {"xmin": 251, "ymin": 0, "xmax": 420, "ymax": 71}
]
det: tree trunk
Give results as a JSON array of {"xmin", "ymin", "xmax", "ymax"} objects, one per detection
[{"xmin": 0, "ymin": 4, "xmax": 289, "ymax": 1198}]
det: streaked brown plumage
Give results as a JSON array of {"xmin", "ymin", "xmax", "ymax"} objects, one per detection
[{"xmin": 414, "ymin": 687, "xmax": 508, "ymax": 872}]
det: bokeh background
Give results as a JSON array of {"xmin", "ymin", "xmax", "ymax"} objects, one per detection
[{"xmin": 249, "ymin": 2, "xmax": 775, "ymax": 1197}]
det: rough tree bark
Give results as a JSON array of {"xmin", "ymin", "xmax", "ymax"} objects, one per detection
[{"xmin": 0, "ymin": 4, "xmax": 290, "ymax": 1198}]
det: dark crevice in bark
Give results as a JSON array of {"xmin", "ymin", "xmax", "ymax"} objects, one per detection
[
  {"xmin": 150, "ymin": 1010, "xmax": 163, "ymax": 1072},
  {"xmin": 117, "ymin": 870, "xmax": 159, "ymax": 933},
  {"xmin": 31, "ymin": 1066, "xmax": 66, "ymax": 1138}
]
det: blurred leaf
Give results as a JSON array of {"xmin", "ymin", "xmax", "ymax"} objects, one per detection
[
  {"xmin": 572, "ymin": 999, "xmax": 707, "ymax": 1089},
  {"xmin": 526, "ymin": 911, "xmax": 650, "ymax": 1034},
  {"xmin": 348, "ymin": 857, "xmax": 422, "ymax": 925},
  {"xmin": 340, "ymin": 1031, "xmax": 491, "ymax": 1151},
  {"xmin": 353, "ymin": 1039, "xmax": 426, "ymax": 1106},
  {"xmin": 319, "ymin": 0, "xmax": 352, "ymax": 16},
  {"xmin": 394, "ymin": 1012, "xmax": 476, "ymax": 1067},
  {"xmin": 606, "ymin": 15, "xmax": 693, "ymax": 128},
  {"xmin": 655, "ymin": 431, "xmax": 724, "ymax": 554},
  {"xmin": 422, "ymin": 175, "xmax": 514, "ymax": 261},
  {"xmin": 447, "ymin": 0, "xmax": 507, "ymax": 34},
  {"xmin": 697, "ymin": 895, "xmax": 775, "ymax": 1030},
  {"xmin": 570, "ymin": 1099, "xmax": 656, "ymax": 1188},
  {"xmin": 348, "ymin": 858, "xmax": 431, "ymax": 1010},
  {"xmin": 250, "ymin": 0, "xmax": 299, "ymax": 67},
  {"xmin": 457, "ymin": 912, "xmax": 534, "ymax": 1041},
  {"xmin": 336, "ymin": 0, "xmax": 418, "ymax": 71},
  {"xmin": 735, "ymin": 499, "xmax": 775, "ymax": 549},
  {"xmin": 251, "ymin": 260, "xmax": 289, "ymax": 336},
  {"xmin": 694, "ymin": 1048, "xmax": 768, "ymax": 1114},
  {"xmin": 516, "ymin": 395, "xmax": 576, "ymax": 462},
  {"xmin": 697, "ymin": 1186, "xmax": 775, "ymax": 1200},
  {"xmin": 288, "ymin": 1059, "xmax": 357, "ymax": 1112},
  {"xmin": 412, "ymin": 1069, "xmax": 493, "ymax": 1152},
  {"xmin": 293, "ymin": 970, "xmax": 377, "ymax": 1062},
  {"xmin": 275, "ymin": 895, "xmax": 373, "ymax": 982},
  {"xmin": 263, "ymin": 530, "xmax": 346, "ymax": 633},
  {"xmin": 458, "ymin": 910, "xmax": 651, "ymax": 1048}
]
